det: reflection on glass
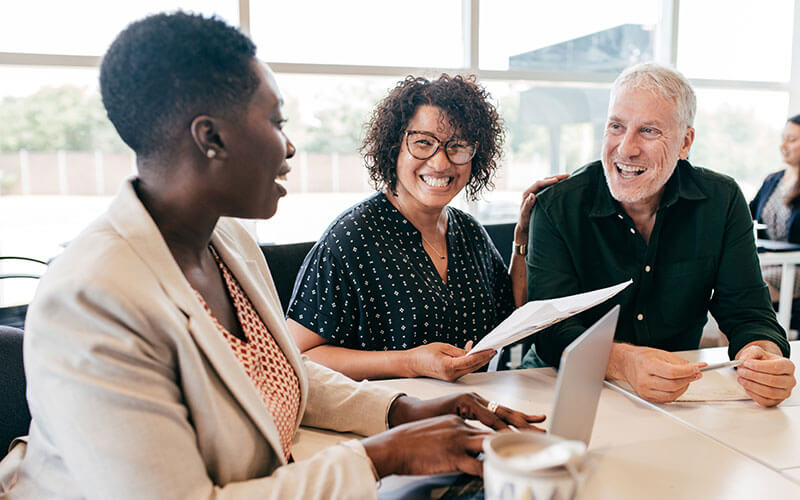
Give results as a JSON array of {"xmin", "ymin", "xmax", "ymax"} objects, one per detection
[
  {"xmin": 479, "ymin": 0, "xmax": 659, "ymax": 71},
  {"xmin": 473, "ymin": 81, "xmax": 610, "ymax": 224}
]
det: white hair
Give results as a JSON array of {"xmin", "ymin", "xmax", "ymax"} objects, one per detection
[{"xmin": 611, "ymin": 62, "xmax": 696, "ymax": 129}]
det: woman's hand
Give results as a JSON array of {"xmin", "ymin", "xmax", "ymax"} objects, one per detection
[
  {"xmin": 362, "ymin": 415, "xmax": 488, "ymax": 477},
  {"xmin": 364, "ymin": 394, "xmax": 546, "ymax": 478},
  {"xmin": 388, "ymin": 393, "xmax": 546, "ymax": 432},
  {"xmin": 514, "ymin": 174, "xmax": 569, "ymax": 245},
  {"xmin": 407, "ymin": 342, "xmax": 495, "ymax": 381}
]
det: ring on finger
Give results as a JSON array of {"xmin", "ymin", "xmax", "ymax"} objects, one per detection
[{"xmin": 487, "ymin": 400, "xmax": 499, "ymax": 413}]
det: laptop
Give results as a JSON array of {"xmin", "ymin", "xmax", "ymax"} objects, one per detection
[
  {"xmin": 548, "ymin": 304, "xmax": 620, "ymax": 445},
  {"xmin": 379, "ymin": 306, "xmax": 619, "ymax": 499}
]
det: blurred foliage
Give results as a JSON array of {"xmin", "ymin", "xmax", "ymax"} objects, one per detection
[
  {"xmin": 0, "ymin": 83, "xmax": 785, "ymax": 194},
  {"xmin": 691, "ymin": 105, "xmax": 782, "ymax": 190},
  {"xmin": 282, "ymin": 81, "xmax": 385, "ymax": 155},
  {"xmin": 0, "ymin": 86, "xmax": 127, "ymax": 152}
]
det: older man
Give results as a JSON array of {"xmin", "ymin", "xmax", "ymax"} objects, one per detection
[{"xmin": 522, "ymin": 63, "xmax": 795, "ymax": 406}]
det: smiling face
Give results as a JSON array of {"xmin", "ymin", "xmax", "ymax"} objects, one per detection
[
  {"xmin": 393, "ymin": 105, "xmax": 472, "ymax": 215},
  {"xmin": 601, "ymin": 87, "xmax": 694, "ymax": 211},
  {"xmin": 781, "ymin": 121, "xmax": 800, "ymax": 168},
  {"xmin": 220, "ymin": 62, "xmax": 295, "ymax": 219}
]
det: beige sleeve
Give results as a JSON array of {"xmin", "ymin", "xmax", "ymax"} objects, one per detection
[{"xmin": 300, "ymin": 357, "xmax": 403, "ymax": 436}]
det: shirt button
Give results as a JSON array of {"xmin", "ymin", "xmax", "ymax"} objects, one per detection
[
  {"xmin": 645, "ymin": 265, "xmax": 651, "ymax": 272},
  {"xmin": 629, "ymin": 228, "xmax": 636, "ymax": 234},
  {"xmin": 617, "ymin": 214, "xmax": 624, "ymax": 220},
  {"xmin": 637, "ymin": 313, "xmax": 644, "ymax": 321}
]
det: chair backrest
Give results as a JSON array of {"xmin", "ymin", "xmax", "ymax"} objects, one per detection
[
  {"xmin": 258, "ymin": 224, "xmax": 515, "ymax": 315},
  {"xmin": 0, "ymin": 325, "xmax": 30, "ymax": 458},
  {"xmin": 482, "ymin": 222, "xmax": 515, "ymax": 266},
  {"xmin": 0, "ymin": 255, "xmax": 47, "ymax": 329},
  {"xmin": 260, "ymin": 241, "xmax": 316, "ymax": 314}
]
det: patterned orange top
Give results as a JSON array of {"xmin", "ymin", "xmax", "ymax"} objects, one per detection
[{"xmin": 195, "ymin": 246, "xmax": 300, "ymax": 462}]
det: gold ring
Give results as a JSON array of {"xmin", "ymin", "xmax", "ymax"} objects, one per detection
[{"xmin": 487, "ymin": 400, "xmax": 499, "ymax": 413}]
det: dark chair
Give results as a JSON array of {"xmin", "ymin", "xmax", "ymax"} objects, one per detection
[
  {"xmin": 260, "ymin": 241, "xmax": 316, "ymax": 314},
  {"xmin": 483, "ymin": 222, "xmax": 516, "ymax": 267},
  {"xmin": 0, "ymin": 325, "xmax": 30, "ymax": 458},
  {"xmin": 258, "ymin": 224, "xmax": 537, "ymax": 369},
  {"xmin": 0, "ymin": 256, "xmax": 47, "ymax": 329},
  {"xmin": 483, "ymin": 222, "xmax": 543, "ymax": 369}
]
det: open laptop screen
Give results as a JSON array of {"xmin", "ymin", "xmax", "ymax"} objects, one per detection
[{"xmin": 548, "ymin": 304, "xmax": 619, "ymax": 444}]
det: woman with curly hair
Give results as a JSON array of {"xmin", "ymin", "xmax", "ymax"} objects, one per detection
[{"xmin": 287, "ymin": 75, "xmax": 564, "ymax": 381}]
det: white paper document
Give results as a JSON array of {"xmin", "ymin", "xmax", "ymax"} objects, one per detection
[
  {"xmin": 676, "ymin": 371, "xmax": 749, "ymax": 402},
  {"xmin": 466, "ymin": 279, "xmax": 633, "ymax": 355},
  {"xmin": 612, "ymin": 372, "xmax": 749, "ymax": 402}
]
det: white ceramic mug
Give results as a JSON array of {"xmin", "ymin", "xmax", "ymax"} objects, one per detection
[{"xmin": 483, "ymin": 431, "xmax": 587, "ymax": 500}]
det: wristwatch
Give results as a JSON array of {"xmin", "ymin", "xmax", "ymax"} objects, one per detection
[{"xmin": 513, "ymin": 241, "xmax": 527, "ymax": 256}]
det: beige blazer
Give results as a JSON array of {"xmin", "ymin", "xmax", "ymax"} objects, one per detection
[{"xmin": 0, "ymin": 180, "xmax": 399, "ymax": 499}]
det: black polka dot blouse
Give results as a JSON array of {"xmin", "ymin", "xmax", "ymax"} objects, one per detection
[{"xmin": 287, "ymin": 192, "xmax": 514, "ymax": 351}]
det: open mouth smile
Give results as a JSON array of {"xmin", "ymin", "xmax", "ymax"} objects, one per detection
[
  {"xmin": 615, "ymin": 163, "xmax": 647, "ymax": 178},
  {"xmin": 276, "ymin": 166, "xmax": 291, "ymax": 182},
  {"xmin": 421, "ymin": 175, "xmax": 453, "ymax": 188}
]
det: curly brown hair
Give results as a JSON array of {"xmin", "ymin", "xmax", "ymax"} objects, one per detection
[{"xmin": 361, "ymin": 74, "xmax": 505, "ymax": 201}]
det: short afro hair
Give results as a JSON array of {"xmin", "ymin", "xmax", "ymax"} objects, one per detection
[
  {"xmin": 361, "ymin": 74, "xmax": 505, "ymax": 201},
  {"xmin": 100, "ymin": 11, "xmax": 260, "ymax": 157}
]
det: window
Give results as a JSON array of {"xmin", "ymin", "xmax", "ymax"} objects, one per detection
[
  {"xmin": 251, "ymin": 1, "xmax": 464, "ymax": 68},
  {"xmin": 691, "ymin": 89, "xmax": 789, "ymax": 199},
  {"xmin": 479, "ymin": 0, "xmax": 660, "ymax": 71},
  {"xmin": 0, "ymin": 1, "xmax": 238, "ymax": 56},
  {"xmin": 677, "ymin": 0, "xmax": 794, "ymax": 82},
  {"xmin": 2, "ymin": 0, "xmax": 799, "ymax": 251},
  {"xmin": 256, "ymin": 73, "xmax": 397, "ymax": 243}
]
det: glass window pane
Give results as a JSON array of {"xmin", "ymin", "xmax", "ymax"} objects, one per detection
[
  {"xmin": 257, "ymin": 73, "xmax": 399, "ymax": 244},
  {"xmin": 690, "ymin": 89, "xmax": 789, "ymax": 200},
  {"xmin": 0, "ymin": 67, "xmax": 130, "ymax": 264},
  {"xmin": 0, "ymin": 1, "xmax": 238, "ymax": 56},
  {"xmin": 677, "ymin": 1, "xmax": 794, "ymax": 82},
  {"xmin": 251, "ymin": 1, "xmax": 464, "ymax": 67},
  {"xmin": 473, "ymin": 80, "xmax": 610, "ymax": 224},
  {"xmin": 480, "ymin": 0, "xmax": 660, "ymax": 71}
]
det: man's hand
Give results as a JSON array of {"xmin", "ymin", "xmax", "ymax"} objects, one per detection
[
  {"xmin": 735, "ymin": 341, "xmax": 796, "ymax": 407},
  {"xmin": 407, "ymin": 342, "xmax": 495, "ymax": 381},
  {"xmin": 608, "ymin": 343, "xmax": 704, "ymax": 403},
  {"xmin": 388, "ymin": 393, "xmax": 546, "ymax": 431}
]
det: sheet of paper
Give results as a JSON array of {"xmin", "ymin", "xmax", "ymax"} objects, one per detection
[
  {"xmin": 467, "ymin": 279, "xmax": 633, "ymax": 355},
  {"xmin": 676, "ymin": 371, "xmax": 749, "ymax": 401},
  {"xmin": 612, "ymin": 372, "xmax": 749, "ymax": 402}
]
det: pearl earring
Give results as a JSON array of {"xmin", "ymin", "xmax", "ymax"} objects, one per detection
[{"xmin": 206, "ymin": 149, "xmax": 216, "ymax": 159}]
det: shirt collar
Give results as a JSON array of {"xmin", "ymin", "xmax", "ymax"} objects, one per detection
[{"xmin": 589, "ymin": 159, "xmax": 708, "ymax": 218}]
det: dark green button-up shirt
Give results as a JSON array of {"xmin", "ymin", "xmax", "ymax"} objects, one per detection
[{"xmin": 523, "ymin": 160, "xmax": 790, "ymax": 367}]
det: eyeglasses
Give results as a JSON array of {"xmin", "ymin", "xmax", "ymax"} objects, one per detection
[{"xmin": 404, "ymin": 130, "xmax": 477, "ymax": 165}]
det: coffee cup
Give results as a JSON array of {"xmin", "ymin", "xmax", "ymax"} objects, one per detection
[{"xmin": 483, "ymin": 431, "xmax": 587, "ymax": 500}]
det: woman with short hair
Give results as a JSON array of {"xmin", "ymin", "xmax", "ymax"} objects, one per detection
[{"xmin": 0, "ymin": 12, "xmax": 543, "ymax": 499}]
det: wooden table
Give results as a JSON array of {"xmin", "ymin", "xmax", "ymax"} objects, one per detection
[{"xmin": 292, "ymin": 341, "xmax": 800, "ymax": 498}]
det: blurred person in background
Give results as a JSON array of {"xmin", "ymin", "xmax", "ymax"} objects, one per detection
[{"xmin": 750, "ymin": 115, "xmax": 800, "ymax": 325}]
